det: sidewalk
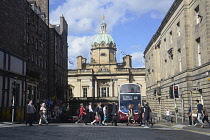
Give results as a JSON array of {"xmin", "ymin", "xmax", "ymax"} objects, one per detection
[{"xmin": 156, "ymin": 121, "xmax": 210, "ymax": 135}]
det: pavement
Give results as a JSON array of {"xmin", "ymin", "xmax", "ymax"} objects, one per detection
[
  {"xmin": 155, "ymin": 121, "xmax": 210, "ymax": 136},
  {"xmin": 0, "ymin": 122, "xmax": 210, "ymax": 140}
]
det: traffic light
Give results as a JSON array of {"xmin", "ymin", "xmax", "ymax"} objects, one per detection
[
  {"xmin": 174, "ymin": 85, "xmax": 179, "ymax": 98},
  {"xmin": 169, "ymin": 85, "xmax": 179, "ymax": 98}
]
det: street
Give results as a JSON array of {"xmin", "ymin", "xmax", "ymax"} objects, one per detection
[{"xmin": 0, "ymin": 123, "xmax": 210, "ymax": 140}]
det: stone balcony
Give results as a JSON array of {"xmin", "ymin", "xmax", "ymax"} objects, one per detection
[{"xmin": 68, "ymin": 69, "xmax": 93, "ymax": 75}]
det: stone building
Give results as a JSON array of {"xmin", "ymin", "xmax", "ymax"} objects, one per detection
[
  {"xmin": 49, "ymin": 16, "xmax": 68, "ymax": 100},
  {"xmin": 68, "ymin": 18, "xmax": 146, "ymax": 115},
  {"xmin": 0, "ymin": 0, "xmax": 68, "ymax": 122},
  {"xmin": 144, "ymin": 0, "xmax": 210, "ymax": 123}
]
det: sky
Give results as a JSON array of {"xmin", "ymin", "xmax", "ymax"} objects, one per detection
[{"xmin": 49, "ymin": 0, "xmax": 174, "ymax": 69}]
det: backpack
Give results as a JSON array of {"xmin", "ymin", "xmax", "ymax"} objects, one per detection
[{"xmin": 77, "ymin": 108, "xmax": 80, "ymax": 115}]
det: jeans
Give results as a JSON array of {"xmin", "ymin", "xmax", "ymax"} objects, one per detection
[
  {"xmin": 77, "ymin": 115, "xmax": 84, "ymax": 123},
  {"xmin": 26, "ymin": 113, "xmax": 34, "ymax": 126},
  {"xmin": 166, "ymin": 115, "xmax": 170, "ymax": 122},
  {"xmin": 202, "ymin": 116, "xmax": 210, "ymax": 124},
  {"xmin": 197, "ymin": 113, "xmax": 204, "ymax": 125},
  {"xmin": 189, "ymin": 116, "xmax": 196, "ymax": 125},
  {"xmin": 39, "ymin": 114, "xmax": 48, "ymax": 124},
  {"xmin": 138, "ymin": 113, "xmax": 143, "ymax": 124},
  {"xmin": 85, "ymin": 112, "xmax": 94, "ymax": 124}
]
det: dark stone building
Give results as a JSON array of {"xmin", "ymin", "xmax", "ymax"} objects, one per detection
[
  {"xmin": 0, "ymin": 0, "xmax": 68, "ymax": 122},
  {"xmin": 49, "ymin": 16, "xmax": 68, "ymax": 100}
]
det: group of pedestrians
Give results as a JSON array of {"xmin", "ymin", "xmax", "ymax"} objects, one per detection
[
  {"xmin": 26, "ymin": 100, "xmax": 49, "ymax": 126},
  {"xmin": 75, "ymin": 102, "xmax": 110, "ymax": 126},
  {"xmin": 75, "ymin": 101, "xmax": 152, "ymax": 128},
  {"xmin": 136, "ymin": 103, "xmax": 152, "ymax": 128},
  {"xmin": 188, "ymin": 100, "xmax": 210, "ymax": 128}
]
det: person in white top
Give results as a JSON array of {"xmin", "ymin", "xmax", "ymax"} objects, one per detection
[
  {"xmin": 102, "ymin": 104, "xmax": 108, "ymax": 125},
  {"xmin": 39, "ymin": 103, "xmax": 49, "ymax": 125},
  {"xmin": 166, "ymin": 109, "xmax": 170, "ymax": 122},
  {"xmin": 85, "ymin": 102, "xmax": 94, "ymax": 125}
]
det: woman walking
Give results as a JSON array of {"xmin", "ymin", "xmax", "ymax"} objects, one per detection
[
  {"xmin": 91, "ymin": 103, "xmax": 101, "ymax": 125},
  {"xmin": 127, "ymin": 104, "xmax": 134, "ymax": 126},
  {"xmin": 75, "ymin": 103, "xmax": 86, "ymax": 124},
  {"xmin": 39, "ymin": 103, "xmax": 48, "ymax": 125},
  {"xmin": 102, "ymin": 104, "xmax": 108, "ymax": 125}
]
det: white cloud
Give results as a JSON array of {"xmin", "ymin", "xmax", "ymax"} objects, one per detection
[
  {"xmin": 130, "ymin": 52, "xmax": 145, "ymax": 68},
  {"xmin": 50, "ymin": 0, "xmax": 174, "ymax": 69},
  {"xmin": 50, "ymin": 0, "xmax": 174, "ymax": 34},
  {"xmin": 68, "ymin": 35, "xmax": 96, "ymax": 69}
]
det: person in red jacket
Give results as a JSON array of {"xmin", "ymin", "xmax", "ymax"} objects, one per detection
[{"xmin": 75, "ymin": 103, "xmax": 86, "ymax": 124}]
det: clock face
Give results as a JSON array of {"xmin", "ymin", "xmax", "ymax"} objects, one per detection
[
  {"xmin": 101, "ymin": 53, "xmax": 106, "ymax": 56},
  {"xmin": 102, "ymin": 43, "xmax": 105, "ymax": 46}
]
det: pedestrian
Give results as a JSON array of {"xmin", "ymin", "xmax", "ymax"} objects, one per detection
[
  {"xmin": 102, "ymin": 104, "xmax": 108, "ymax": 125},
  {"xmin": 187, "ymin": 104, "xmax": 196, "ymax": 126},
  {"xmin": 91, "ymin": 102, "xmax": 102, "ymax": 125},
  {"xmin": 202, "ymin": 106, "xmax": 210, "ymax": 125},
  {"xmin": 26, "ymin": 100, "xmax": 36, "ymax": 126},
  {"xmin": 75, "ymin": 103, "xmax": 86, "ymax": 124},
  {"xmin": 39, "ymin": 103, "xmax": 49, "ymax": 125},
  {"xmin": 166, "ymin": 109, "xmax": 170, "ymax": 122},
  {"xmin": 137, "ymin": 104, "xmax": 144, "ymax": 126},
  {"xmin": 143, "ymin": 103, "xmax": 151, "ymax": 128},
  {"xmin": 127, "ymin": 104, "xmax": 134, "ymax": 126},
  {"xmin": 196, "ymin": 100, "xmax": 204, "ymax": 128},
  {"xmin": 111, "ymin": 102, "xmax": 118, "ymax": 126},
  {"xmin": 85, "ymin": 102, "xmax": 94, "ymax": 125}
]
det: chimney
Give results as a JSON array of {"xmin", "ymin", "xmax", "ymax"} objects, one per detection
[{"xmin": 123, "ymin": 55, "xmax": 132, "ymax": 68}]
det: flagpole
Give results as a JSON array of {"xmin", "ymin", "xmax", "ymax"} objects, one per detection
[{"xmin": 89, "ymin": 52, "xmax": 90, "ymax": 63}]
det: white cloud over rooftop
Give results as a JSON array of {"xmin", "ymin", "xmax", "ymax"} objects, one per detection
[{"xmin": 50, "ymin": 0, "xmax": 174, "ymax": 68}]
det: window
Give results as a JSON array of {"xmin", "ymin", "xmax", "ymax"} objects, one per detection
[
  {"xmin": 170, "ymin": 31, "xmax": 173, "ymax": 44},
  {"xmin": 83, "ymin": 88, "xmax": 87, "ymax": 97},
  {"xmin": 40, "ymin": 57, "xmax": 42, "ymax": 67},
  {"xmin": 26, "ymin": 32, "xmax": 29, "ymax": 44},
  {"xmin": 177, "ymin": 22, "xmax": 180, "ymax": 37},
  {"xmin": 69, "ymin": 88, "xmax": 73, "ymax": 97},
  {"xmin": 196, "ymin": 38, "xmax": 201, "ymax": 66},
  {"xmin": 32, "ymin": 36, "xmax": 34, "ymax": 44},
  {"xmin": 195, "ymin": 6, "xmax": 201, "ymax": 24},
  {"xmin": 179, "ymin": 51, "xmax": 182, "ymax": 72},
  {"xmin": 31, "ymin": 53, "xmax": 34, "ymax": 62},
  {"xmin": 164, "ymin": 38, "xmax": 167, "ymax": 50},
  {"xmin": 35, "ymin": 39, "xmax": 38, "ymax": 49},
  {"xmin": 102, "ymin": 88, "xmax": 106, "ymax": 97},
  {"xmin": 27, "ymin": 12, "xmax": 30, "ymax": 24}
]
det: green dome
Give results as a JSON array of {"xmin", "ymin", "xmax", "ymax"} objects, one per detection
[{"xmin": 94, "ymin": 33, "xmax": 114, "ymax": 44}]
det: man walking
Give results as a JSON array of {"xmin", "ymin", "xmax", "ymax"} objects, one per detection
[
  {"xmin": 138, "ymin": 104, "xmax": 144, "ymax": 126},
  {"xmin": 112, "ymin": 102, "xmax": 118, "ymax": 126},
  {"xmin": 196, "ymin": 100, "xmax": 204, "ymax": 128},
  {"xmin": 85, "ymin": 102, "xmax": 94, "ymax": 125},
  {"xmin": 26, "ymin": 100, "xmax": 36, "ymax": 126},
  {"xmin": 143, "ymin": 103, "xmax": 151, "ymax": 128}
]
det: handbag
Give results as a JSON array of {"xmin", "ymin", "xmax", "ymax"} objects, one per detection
[{"xmin": 95, "ymin": 116, "xmax": 100, "ymax": 122}]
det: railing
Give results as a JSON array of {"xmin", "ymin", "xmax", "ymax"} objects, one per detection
[
  {"xmin": 68, "ymin": 69, "xmax": 93, "ymax": 74},
  {"xmin": 115, "ymin": 68, "xmax": 129, "ymax": 73},
  {"xmin": 130, "ymin": 68, "xmax": 145, "ymax": 73}
]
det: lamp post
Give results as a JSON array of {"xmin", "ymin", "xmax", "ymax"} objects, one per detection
[{"xmin": 12, "ymin": 80, "xmax": 16, "ymax": 123}]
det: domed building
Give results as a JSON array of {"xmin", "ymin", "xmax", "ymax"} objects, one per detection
[{"xmin": 68, "ymin": 17, "xmax": 146, "ymax": 113}]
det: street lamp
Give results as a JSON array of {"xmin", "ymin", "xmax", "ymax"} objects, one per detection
[{"xmin": 12, "ymin": 80, "xmax": 17, "ymax": 123}]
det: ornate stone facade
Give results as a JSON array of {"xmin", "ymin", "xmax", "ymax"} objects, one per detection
[{"xmin": 68, "ymin": 19, "xmax": 146, "ymax": 114}]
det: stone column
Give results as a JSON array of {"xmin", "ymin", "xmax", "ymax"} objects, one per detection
[
  {"xmin": 110, "ymin": 79, "xmax": 113, "ymax": 97},
  {"xmin": 95, "ymin": 80, "xmax": 97, "ymax": 97}
]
